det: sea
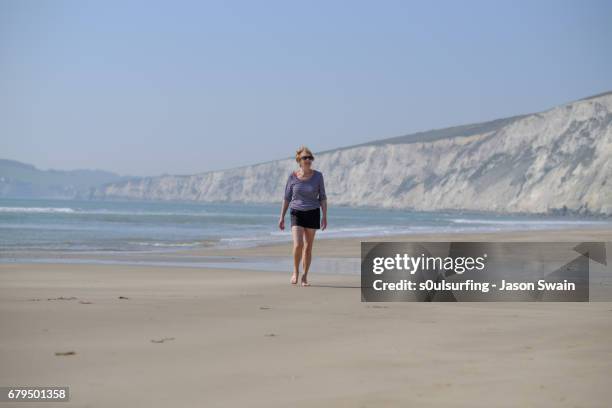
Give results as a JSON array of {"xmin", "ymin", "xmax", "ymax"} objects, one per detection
[{"xmin": 1, "ymin": 197, "xmax": 611, "ymax": 255}]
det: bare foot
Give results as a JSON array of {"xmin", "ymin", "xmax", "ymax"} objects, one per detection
[
  {"xmin": 291, "ymin": 272, "xmax": 299, "ymax": 285},
  {"xmin": 301, "ymin": 275, "xmax": 311, "ymax": 286}
]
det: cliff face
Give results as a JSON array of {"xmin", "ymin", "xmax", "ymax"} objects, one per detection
[{"xmin": 90, "ymin": 92, "xmax": 612, "ymax": 215}]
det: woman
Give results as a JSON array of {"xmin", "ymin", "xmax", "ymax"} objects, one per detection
[{"xmin": 278, "ymin": 146, "xmax": 327, "ymax": 286}]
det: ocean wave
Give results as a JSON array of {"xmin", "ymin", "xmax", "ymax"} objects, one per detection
[
  {"xmin": 0, "ymin": 206, "xmax": 76, "ymax": 214},
  {"xmin": 127, "ymin": 241, "xmax": 206, "ymax": 247},
  {"xmin": 0, "ymin": 206, "xmax": 277, "ymax": 218},
  {"xmin": 218, "ymin": 225, "xmax": 474, "ymax": 247},
  {"xmin": 451, "ymin": 218, "xmax": 607, "ymax": 225}
]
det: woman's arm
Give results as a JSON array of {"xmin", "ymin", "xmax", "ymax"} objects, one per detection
[
  {"xmin": 281, "ymin": 199, "xmax": 289, "ymax": 219},
  {"xmin": 279, "ymin": 173, "xmax": 293, "ymax": 230},
  {"xmin": 319, "ymin": 173, "xmax": 327, "ymax": 230},
  {"xmin": 320, "ymin": 199, "xmax": 327, "ymax": 228},
  {"xmin": 279, "ymin": 199, "xmax": 290, "ymax": 230}
]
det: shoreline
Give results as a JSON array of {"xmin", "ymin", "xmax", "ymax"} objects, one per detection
[
  {"xmin": 2, "ymin": 224, "xmax": 612, "ymax": 259},
  {"xmin": 189, "ymin": 224, "xmax": 612, "ymax": 258},
  {"xmin": 1, "ymin": 225, "xmax": 610, "ymax": 275}
]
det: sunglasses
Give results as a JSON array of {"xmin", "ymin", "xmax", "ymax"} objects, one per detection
[{"xmin": 300, "ymin": 156, "xmax": 314, "ymax": 161}]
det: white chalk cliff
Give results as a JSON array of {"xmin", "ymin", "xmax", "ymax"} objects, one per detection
[{"xmin": 90, "ymin": 92, "xmax": 612, "ymax": 215}]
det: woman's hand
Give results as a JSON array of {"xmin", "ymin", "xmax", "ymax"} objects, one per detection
[
  {"xmin": 321, "ymin": 216, "xmax": 327, "ymax": 231},
  {"xmin": 278, "ymin": 217, "xmax": 285, "ymax": 231}
]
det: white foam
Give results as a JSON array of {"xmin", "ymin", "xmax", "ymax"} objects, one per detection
[
  {"xmin": 0, "ymin": 206, "xmax": 277, "ymax": 218},
  {"xmin": 0, "ymin": 206, "xmax": 76, "ymax": 214},
  {"xmin": 451, "ymin": 218, "xmax": 607, "ymax": 225},
  {"xmin": 128, "ymin": 241, "xmax": 203, "ymax": 247}
]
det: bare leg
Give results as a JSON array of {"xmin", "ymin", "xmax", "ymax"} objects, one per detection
[
  {"xmin": 291, "ymin": 226, "xmax": 304, "ymax": 284},
  {"xmin": 301, "ymin": 228, "xmax": 316, "ymax": 286}
]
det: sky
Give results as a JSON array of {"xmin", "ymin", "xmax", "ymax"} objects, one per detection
[{"xmin": 1, "ymin": 0, "xmax": 611, "ymax": 177}]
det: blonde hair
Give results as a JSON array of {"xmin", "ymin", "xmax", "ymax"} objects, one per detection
[{"xmin": 295, "ymin": 146, "xmax": 314, "ymax": 163}]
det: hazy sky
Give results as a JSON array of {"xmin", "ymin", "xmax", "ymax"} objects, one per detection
[{"xmin": 2, "ymin": 0, "xmax": 611, "ymax": 177}]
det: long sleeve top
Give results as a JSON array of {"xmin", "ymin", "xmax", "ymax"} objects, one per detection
[{"xmin": 283, "ymin": 170, "xmax": 327, "ymax": 211}]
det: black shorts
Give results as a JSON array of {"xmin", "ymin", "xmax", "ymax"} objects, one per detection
[{"xmin": 290, "ymin": 207, "xmax": 321, "ymax": 229}]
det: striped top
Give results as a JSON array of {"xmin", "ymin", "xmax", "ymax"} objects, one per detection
[{"xmin": 284, "ymin": 170, "xmax": 327, "ymax": 211}]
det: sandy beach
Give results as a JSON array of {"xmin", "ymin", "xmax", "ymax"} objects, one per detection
[{"xmin": 1, "ymin": 227, "xmax": 612, "ymax": 407}]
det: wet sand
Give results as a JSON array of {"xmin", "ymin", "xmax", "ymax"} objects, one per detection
[{"xmin": 183, "ymin": 226, "xmax": 612, "ymax": 258}]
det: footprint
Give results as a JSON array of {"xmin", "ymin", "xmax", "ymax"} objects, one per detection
[
  {"xmin": 55, "ymin": 351, "xmax": 76, "ymax": 356},
  {"xmin": 151, "ymin": 337, "xmax": 175, "ymax": 343}
]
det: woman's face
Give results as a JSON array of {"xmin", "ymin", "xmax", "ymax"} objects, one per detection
[{"xmin": 299, "ymin": 152, "xmax": 314, "ymax": 169}]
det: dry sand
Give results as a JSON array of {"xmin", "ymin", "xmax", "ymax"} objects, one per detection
[{"xmin": 1, "ymin": 227, "xmax": 612, "ymax": 407}]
